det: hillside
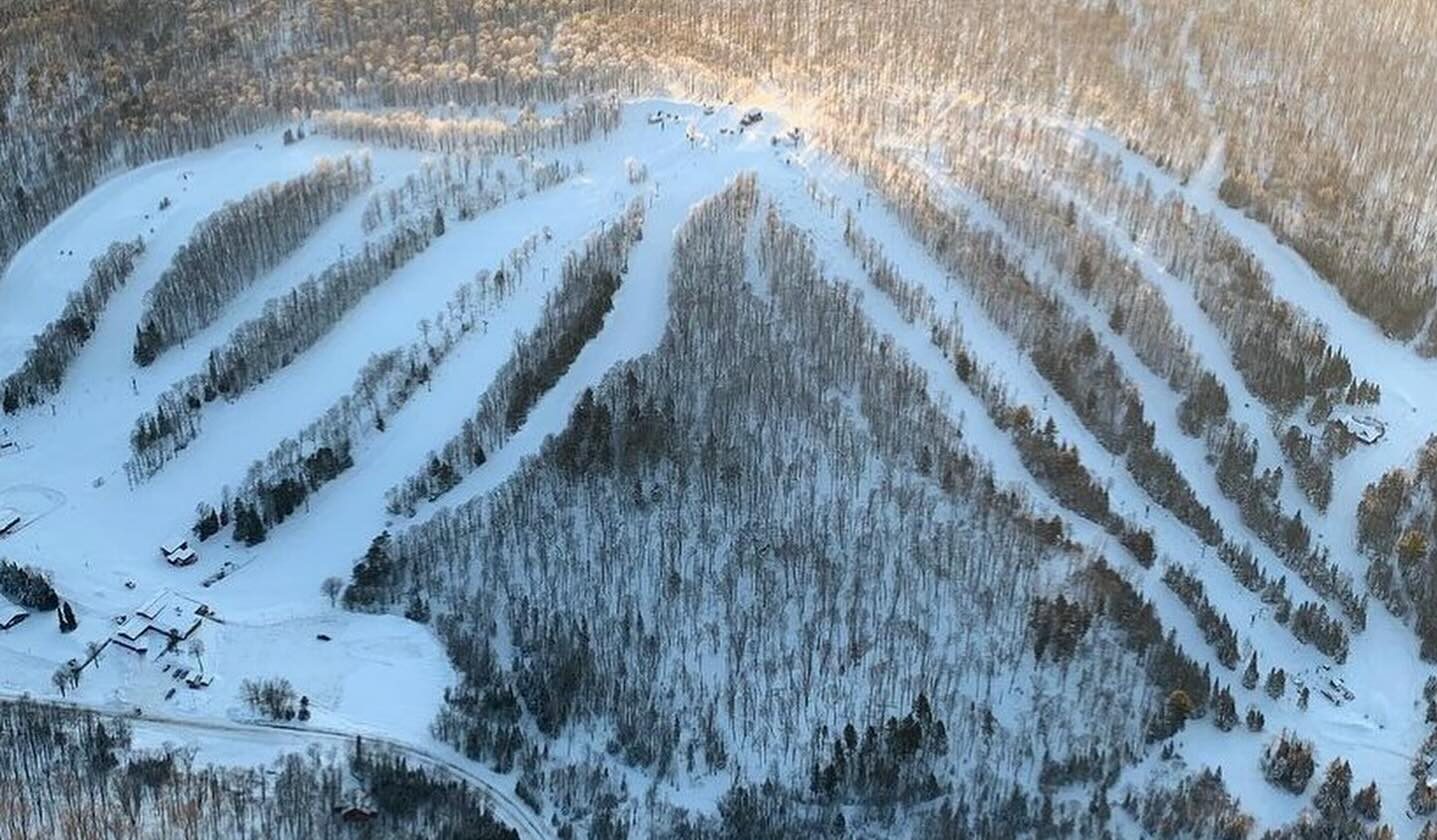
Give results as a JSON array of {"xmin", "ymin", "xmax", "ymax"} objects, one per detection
[{"xmin": 2, "ymin": 3, "xmax": 1437, "ymax": 839}]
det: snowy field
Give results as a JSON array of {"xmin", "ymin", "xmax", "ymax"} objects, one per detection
[{"xmin": 1, "ymin": 97, "xmax": 1434, "ymax": 834}]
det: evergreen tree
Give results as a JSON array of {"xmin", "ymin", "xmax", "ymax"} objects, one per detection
[
  {"xmin": 1354, "ymin": 781, "xmax": 1382, "ymax": 821},
  {"xmin": 1314, "ymin": 759, "xmax": 1352, "ymax": 818},
  {"xmin": 1242, "ymin": 651, "xmax": 1259, "ymax": 689},
  {"xmin": 1266, "ymin": 668, "xmax": 1286, "ymax": 699},
  {"xmin": 233, "ymin": 502, "xmax": 267, "ymax": 546}
]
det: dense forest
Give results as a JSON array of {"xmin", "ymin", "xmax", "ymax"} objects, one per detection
[
  {"xmin": 338, "ymin": 178, "xmax": 1219, "ymax": 835},
  {"xmin": 1358, "ymin": 439, "xmax": 1437, "ymax": 657},
  {"xmin": 2, "ymin": 0, "xmax": 1434, "ymax": 836},
  {"xmin": 7, "ymin": 0, "xmax": 1435, "ymax": 347},
  {"xmin": 0, "ymin": 698, "xmax": 519, "ymax": 839}
]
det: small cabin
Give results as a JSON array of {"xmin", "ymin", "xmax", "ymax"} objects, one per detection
[
  {"xmin": 1338, "ymin": 414, "xmax": 1385, "ymax": 445},
  {"xmin": 161, "ymin": 538, "xmax": 198, "ymax": 566},
  {"xmin": 167, "ymin": 547, "xmax": 198, "ymax": 567}
]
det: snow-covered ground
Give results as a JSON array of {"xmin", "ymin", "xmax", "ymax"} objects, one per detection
[
  {"xmin": 1, "ymin": 96, "xmax": 1431, "ymax": 835},
  {"xmin": 0, "ymin": 98, "xmax": 867, "ymax": 828}
]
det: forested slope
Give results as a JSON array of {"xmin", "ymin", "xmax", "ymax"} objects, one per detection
[{"xmin": 0, "ymin": 2, "xmax": 1434, "ymax": 838}]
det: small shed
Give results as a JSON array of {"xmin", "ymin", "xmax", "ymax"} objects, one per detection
[
  {"xmin": 167, "ymin": 547, "xmax": 199, "ymax": 567},
  {"xmin": 160, "ymin": 538, "xmax": 197, "ymax": 565},
  {"xmin": 1337, "ymin": 414, "xmax": 1385, "ymax": 444}
]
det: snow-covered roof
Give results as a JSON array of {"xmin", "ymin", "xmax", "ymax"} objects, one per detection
[
  {"xmin": 115, "ymin": 591, "xmax": 206, "ymax": 646},
  {"xmin": 167, "ymin": 547, "xmax": 198, "ymax": 566},
  {"xmin": 116, "ymin": 622, "xmax": 147, "ymax": 642},
  {"xmin": 152, "ymin": 608, "xmax": 202, "ymax": 639},
  {"xmin": 137, "ymin": 590, "xmax": 171, "ymax": 620},
  {"xmin": 137, "ymin": 589, "xmax": 206, "ymax": 620},
  {"xmin": 160, "ymin": 538, "xmax": 190, "ymax": 556},
  {"xmin": 1338, "ymin": 414, "xmax": 1385, "ymax": 444}
]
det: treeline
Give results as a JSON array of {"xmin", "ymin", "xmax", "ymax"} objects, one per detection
[
  {"xmin": 1290, "ymin": 601, "xmax": 1351, "ymax": 662},
  {"xmin": 1262, "ymin": 731, "xmax": 1317, "ymax": 794},
  {"xmin": 847, "ymin": 160, "xmax": 1225, "ymax": 553},
  {"xmin": 843, "ymin": 216, "xmax": 1157, "ymax": 566},
  {"xmin": 1262, "ymin": 759, "xmax": 1388, "ymax": 839},
  {"xmin": 126, "ymin": 222, "xmax": 433, "ymax": 484},
  {"xmin": 946, "ymin": 145, "xmax": 1345, "ymax": 517},
  {"xmin": 1212, "ymin": 426, "xmax": 1365, "ymax": 628},
  {"xmin": 0, "ymin": 0, "xmax": 639, "ymax": 314},
  {"xmin": 1281, "ymin": 424, "xmax": 1337, "ymax": 513},
  {"xmin": 1046, "ymin": 135, "xmax": 1377, "ymax": 418},
  {"xmin": 314, "ymin": 98, "xmax": 622, "ymax": 156},
  {"xmin": 197, "ymin": 233, "xmax": 545, "ymax": 545},
  {"xmin": 946, "ymin": 147, "xmax": 1225, "ymax": 438},
  {"xmin": 892, "ymin": 143, "xmax": 1364, "ymax": 636},
  {"xmin": 0, "ymin": 696, "xmax": 519, "ymax": 839},
  {"xmin": 1, "ymin": 239, "xmax": 144, "ymax": 413},
  {"xmin": 8, "ymin": 0, "xmax": 1434, "ymax": 380},
  {"xmin": 385, "ymin": 196, "xmax": 647, "ymax": 515},
  {"xmin": 1224, "ymin": 174, "xmax": 1437, "ymax": 350},
  {"xmin": 0, "ymin": 560, "xmax": 59, "ymax": 611},
  {"xmin": 430, "ymin": 609, "xmax": 529, "ymax": 774},
  {"xmin": 977, "ymin": 153, "xmax": 1366, "ymax": 635},
  {"xmin": 944, "ymin": 120, "xmax": 1379, "ymax": 541},
  {"xmin": 1161, "ymin": 565, "xmax": 1240, "ymax": 669},
  {"xmin": 1357, "ymin": 438, "xmax": 1437, "ymax": 658},
  {"xmin": 766, "ymin": 196, "xmax": 1211, "ymax": 756},
  {"xmin": 134, "ymin": 156, "xmax": 373, "ymax": 365},
  {"xmin": 1075, "ymin": 560, "xmax": 1212, "ymax": 744},
  {"xmin": 1203, "ymin": 535, "xmax": 1349, "ymax": 664},
  {"xmin": 1129, "ymin": 768, "xmax": 1254, "ymax": 840},
  {"xmin": 1215, "ymin": 541, "xmax": 1294, "ymax": 623},
  {"xmin": 903, "ymin": 133, "xmax": 1362, "ymax": 627},
  {"xmin": 361, "ymin": 152, "xmax": 571, "ymax": 235}
]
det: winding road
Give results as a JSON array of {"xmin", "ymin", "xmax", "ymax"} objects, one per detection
[{"xmin": 0, "ymin": 690, "xmax": 555, "ymax": 840}]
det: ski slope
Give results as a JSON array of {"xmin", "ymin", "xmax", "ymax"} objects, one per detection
[{"xmin": 0, "ymin": 97, "xmax": 1431, "ymax": 834}]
